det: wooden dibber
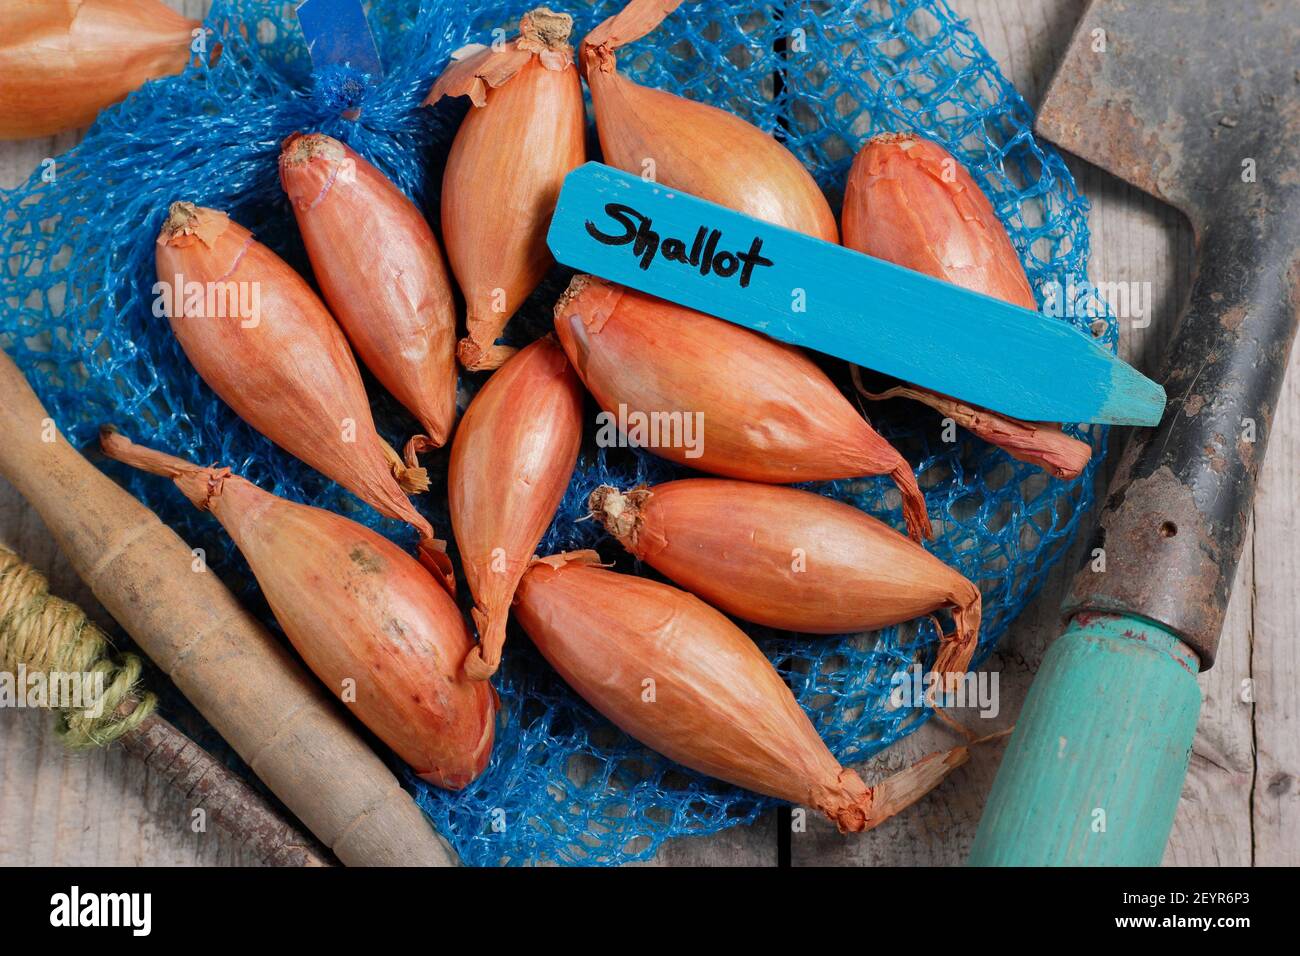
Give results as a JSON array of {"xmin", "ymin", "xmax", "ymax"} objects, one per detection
[{"xmin": 0, "ymin": 351, "xmax": 456, "ymax": 866}]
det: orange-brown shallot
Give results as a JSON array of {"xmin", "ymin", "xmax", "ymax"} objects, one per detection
[
  {"xmin": 154, "ymin": 202, "xmax": 453, "ymax": 588},
  {"xmin": 554, "ymin": 275, "xmax": 932, "ymax": 541},
  {"xmin": 842, "ymin": 132, "xmax": 1091, "ymax": 477},
  {"xmin": 590, "ymin": 479, "xmax": 981, "ymax": 681},
  {"xmin": 514, "ymin": 552, "xmax": 968, "ymax": 832},
  {"xmin": 581, "ymin": 0, "xmax": 837, "ymax": 242},
  {"xmin": 100, "ymin": 429, "xmax": 496, "ymax": 789},
  {"xmin": 449, "ymin": 337, "xmax": 583, "ymax": 680},
  {"xmin": 843, "ymin": 133, "xmax": 1035, "ymax": 305},
  {"xmin": 425, "ymin": 6, "xmax": 586, "ymax": 371},
  {"xmin": 279, "ymin": 132, "xmax": 458, "ymax": 454},
  {"xmin": 0, "ymin": 0, "xmax": 199, "ymax": 140}
]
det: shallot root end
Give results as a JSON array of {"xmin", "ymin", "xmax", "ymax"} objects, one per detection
[
  {"xmin": 890, "ymin": 461, "xmax": 933, "ymax": 542},
  {"xmin": 380, "ymin": 441, "xmax": 430, "ymax": 494},
  {"xmin": 517, "ymin": 7, "xmax": 575, "ymax": 52},
  {"xmin": 587, "ymin": 484, "xmax": 651, "ymax": 545},
  {"xmin": 463, "ymin": 605, "xmax": 506, "ymax": 681},
  {"xmin": 457, "ymin": 337, "xmax": 519, "ymax": 373}
]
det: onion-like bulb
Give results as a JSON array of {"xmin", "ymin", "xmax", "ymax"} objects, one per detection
[
  {"xmin": 590, "ymin": 479, "xmax": 981, "ymax": 681},
  {"xmin": 581, "ymin": 0, "xmax": 837, "ymax": 241},
  {"xmin": 0, "ymin": 0, "xmax": 200, "ymax": 140},
  {"xmin": 448, "ymin": 337, "xmax": 583, "ymax": 680},
  {"xmin": 842, "ymin": 133, "xmax": 1091, "ymax": 478},
  {"xmin": 100, "ymin": 430, "xmax": 496, "ymax": 789},
  {"xmin": 843, "ymin": 132, "xmax": 1036, "ymax": 305},
  {"xmin": 425, "ymin": 6, "xmax": 586, "ymax": 372},
  {"xmin": 554, "ymin": 275, "xmax": 932, "ymax": 541},
  {"xmin": 154, "ymin": 202, "xmax": 453, "ymax": 589},
  {"xmin": 515, "ymin": 552, "xmax": 969, "ymax": 832},
  {"xmin": 279, "ymin": 133, "xmax": 458, "ymax": 455}
]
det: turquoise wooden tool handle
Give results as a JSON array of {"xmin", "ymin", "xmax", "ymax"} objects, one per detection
[{"xmin": 969, "ymin": 612, "xmax": 1201, "ymax": 866}]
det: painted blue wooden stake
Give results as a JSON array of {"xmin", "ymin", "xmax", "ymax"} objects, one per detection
[{"xmin": 547, "ymin": 163, "xmax": 1165, "ymax": 427}]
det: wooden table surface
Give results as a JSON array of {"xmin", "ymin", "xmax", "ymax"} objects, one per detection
[{"xmin": 1, "ymin": 0, "xmax": 1295, "ymax": 867}]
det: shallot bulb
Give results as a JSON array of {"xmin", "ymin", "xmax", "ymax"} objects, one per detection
[
  {"xmin": 449, "ymin": 337, "xmax": 583, "ymax": 680},
  {"xmin": 843, "ymin": 133, "xmax": 1035, "ymax": 305},
  {"xmin": 0, "ymin": 0, "xmax": 200, "ymax": 140},
  {"xmin": 514, "ymin": 552, "xmax": 967, "ymax": 832},
  {"xmin": 581, "ymin": 0, "xmax": 837, "ymax": 241},
  {"xmin": 279, "ymin": 133, "xmax": 457, "ymax": 453},
  {"xmin": 554, "ymin": 275, "xmax": 932, "ymax": 541},
  {"xmin": 154, "ymin": 202, "xmax": 453, "ymax": 588},
  {"xmin": 590, "ymin": 479, "xmax": 981, "ymax": 681},
  {"xmin": 842, "ymin": 133, "xmax": 1091, "ymax": 477},
  {"xmin": 100, "ymin": 430, "xmax": 496, "ymax": 789},
  {"xmin": 425, "ymin": 6, "xmax": 586, "ymax": 371}
]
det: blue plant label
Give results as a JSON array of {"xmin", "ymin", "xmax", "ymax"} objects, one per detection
[{"xmin": 547, "ymin": 163, "xmax": 1165, "ymax": 427}]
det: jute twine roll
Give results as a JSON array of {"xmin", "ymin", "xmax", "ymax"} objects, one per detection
[{"xmin": 0, "ymin": 543, "xmax": 155, "ymax": 746}]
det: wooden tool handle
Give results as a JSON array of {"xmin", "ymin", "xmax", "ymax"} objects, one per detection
[
  {"xmin": 0, "ymin": 351, "xmax": 456, "ymax": 866},
  {"xmin": 968, "ymin": 613, "xmax": 1201, "ymax": 865}
]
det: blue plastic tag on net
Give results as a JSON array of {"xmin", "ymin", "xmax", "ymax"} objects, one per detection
[
  {"xmin": 296, "ymin": 0, "xmax": 384, "ymax": 112},
  {"xmin": 0, "ymin": 0, "xmax": 1120, "ymax": 866}
]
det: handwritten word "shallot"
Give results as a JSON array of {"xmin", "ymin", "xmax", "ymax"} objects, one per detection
[{"xmin": 585, "ymin": 203, "xmax": 774, "ymax": 288}]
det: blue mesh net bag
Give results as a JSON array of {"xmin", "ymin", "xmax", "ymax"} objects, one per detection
[{"xmin": 0, "ymin": 0, "xmax": 1115, "ymax": 865}]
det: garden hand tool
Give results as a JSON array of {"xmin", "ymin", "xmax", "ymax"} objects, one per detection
[{"xmin": 971, "ymin": 0, "xmax": 1300, "ymax": 865}]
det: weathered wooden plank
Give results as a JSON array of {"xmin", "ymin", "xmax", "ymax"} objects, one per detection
[
  {"xmin": 1162, "ymin": 540, "xmax": 1255, "ymax": 866},
  {"xmin": 1250, "ymin": 355, "xmax": 1300, "ymax": 865}
]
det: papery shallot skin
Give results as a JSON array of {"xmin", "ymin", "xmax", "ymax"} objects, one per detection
[
  {"xmin": 449, "ymin": 337, "xmax": 583, "ymax": 680},
  {"xmin": 842, "ymin": 133, "xmax": 1035, "ymax": 307},
  {"xmin": 863, "ymin": 385, "xmax": 1092, "ymax": 481},
  {"xmin": 279, "ymin": 133, "xmax": 457, "ymax": 450},
  {"xmin": 591, "ymin": 479, "xmax": 981, "ymax": 679},
  {"xmin": 582, "ymin": 0, "xmax": 837, "ymax": 242},
  {"xmin": 514, "ymin": 554, "xmax": 964, "ymax": 831},
  {"xmin": 154, "ymin": 202, "xmax": 450, "ymax": 582},
  {"xmin": 100, "ymin": 431, "xmax": 495, "ymax": 789},
  {"xmin": 0, "ymin": 0, "xmax": 199, "ymax": 140},
  {"xmin": 554, "ymin": 275, "xmax": 932, "ymax": 541},
  {"xmin": 426, "ymin": 7, "xmax": 586, "ymax": 371}
]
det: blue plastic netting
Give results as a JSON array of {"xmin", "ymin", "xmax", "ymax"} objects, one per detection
[{"xmin": 0, "ymin": 0, "xmax": 1115, "ymax": 865}]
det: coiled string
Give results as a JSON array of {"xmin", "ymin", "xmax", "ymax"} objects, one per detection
[{"xmin": 0, "ymin": 544, "xmax": 156, "ymax": 748}]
